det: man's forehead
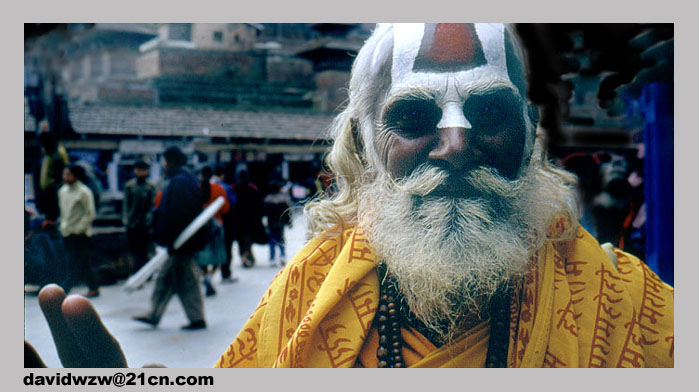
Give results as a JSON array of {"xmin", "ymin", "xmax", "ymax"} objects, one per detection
[
  {"xmin": 410, "ymin": 24, "xmax": 489, "ymax": 73},
  {"xmin": 386, "ymin": 23, "xmax": 516, "ymax": 94}
]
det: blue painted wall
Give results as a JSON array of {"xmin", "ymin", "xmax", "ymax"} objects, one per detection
[{"xmin": 640, "ymin": 82, "xmax": 673, "ymax": 285}]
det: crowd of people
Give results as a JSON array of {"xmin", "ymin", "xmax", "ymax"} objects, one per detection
[{"xmin": 26, "ymin": 141, "xmax": 300, "ymax": 329}]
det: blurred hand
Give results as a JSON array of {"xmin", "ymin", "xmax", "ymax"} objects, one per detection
[
  {"xmin": 33, "ymin": 284, "xmax": 128, "ymax": 368},
  {"xmin": 24, "ymin": 340, "xmax": 46, "ymax": 368}
]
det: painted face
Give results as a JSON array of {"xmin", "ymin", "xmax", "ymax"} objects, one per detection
[{"xmin": 376, "ymin": 23, "xmax": 529, "ymax": 186}]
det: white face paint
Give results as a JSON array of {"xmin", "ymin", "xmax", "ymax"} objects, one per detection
[{"xmin": 389, "ymin": 23, "xmax": 516, "ymax": 130}]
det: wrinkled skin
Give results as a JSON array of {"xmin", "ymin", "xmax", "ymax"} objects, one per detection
[
  {"xmin": 378, "ymin": 90, "xmax": 527, "ymax": 191},
  {"xmin": 374, "ymin": 23, "xmax": 529, "ymax": 193}
]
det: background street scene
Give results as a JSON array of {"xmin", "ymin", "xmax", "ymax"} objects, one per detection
[{"xmin": 25, "ymin": 211, "xmax": 309, "ymax": 368}]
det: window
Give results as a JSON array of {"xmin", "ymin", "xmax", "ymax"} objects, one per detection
[
  {"xmin": 168, "ymin": 23, "xmax": 191, "ymax": 41},
  {"xmin": 213, "ymin": 31, "xmax": 223, "ymax": 42}
]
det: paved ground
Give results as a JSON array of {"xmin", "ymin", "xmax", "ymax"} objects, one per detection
[{"xmin": 24, "ymin": 211, "xmax": 311, "ymax": 368}]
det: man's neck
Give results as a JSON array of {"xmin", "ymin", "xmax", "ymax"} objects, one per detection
[
  {"xmin": 378, "ymin": 264, "xmax": 490, "ymax": 347},
  {"xmin": 402, "ymin": 298, "xmax": 489, "ymax": 347}
]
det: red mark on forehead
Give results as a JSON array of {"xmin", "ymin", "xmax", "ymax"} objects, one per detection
[
  {"xmin": 427, "ymin": 24, "xmax": 475, "ymax": 62},
  {"xmin": 413, "ymin": 23, "xmax": 486, "ymax": 73}
]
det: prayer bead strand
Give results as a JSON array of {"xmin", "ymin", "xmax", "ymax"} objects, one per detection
[
  {"xmin": 376, "ymin": 267, "xmax": 512, "ymax": 368},
  {"xmin": 376, "ymin": 282, "xmax": 405, "ymax": 368}
]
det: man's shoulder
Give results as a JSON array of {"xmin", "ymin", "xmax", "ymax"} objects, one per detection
[
  {"xmin": 167, "ymin": 170, "xmax": 197, "ymax": 188},
  {"xmin": 214, "ymin": 179, "xmax": 230, "ymax": 189},
  {"xmin": 551, "ymin": 226, "xmax": 612, "ymax": 265},
  {"xmin": 211, "ymin": 182, "xmax": 226, "ymax": 193},
  {"xmin": 125, "ymin": 178, "xmax": 157, "ymax": 190},
  {"xmin": 550, "ymin": 224, "xmax": 672, "ymax": 290},
  {"xmin": 292, "ymin": 227, "xmax": 358, "ymax": 265},
  {"xmin": 269, "ymin": 227, "xmax": 356, "ymax": 283},
  {"xmin": 77, "ymin": 181, "xmax": 94, "ymax": 196},
  {"xmin": 57, "ymin": 183, "xmax": 69, "ymax": 195},
  {"xmin": 546, "ymin": 225, "xmax": 673, "ymax": 367},
  {"xmin": 220, "ymin": 225, "xmax": 375, "ymax": 368}
]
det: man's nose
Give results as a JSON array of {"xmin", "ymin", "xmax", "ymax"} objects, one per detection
[{"xmin": 428, "ymin": 127, "xmax": 479, "ymax": 171}]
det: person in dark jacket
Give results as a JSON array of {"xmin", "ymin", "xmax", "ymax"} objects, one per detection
[
  {"xmin": 231, "ymin": 170, "xmax": 264, "ymax": 268},
  {"xmin": 36, "ymin": 131, "xmax": 70, "ymax": 222},
  {"xmin": 123, "ymin": 160, "xmax": 156, "ymax": 273},
  {"xmin": 132, "ymin": 147, "xmax": 207, "ymax": 330}
]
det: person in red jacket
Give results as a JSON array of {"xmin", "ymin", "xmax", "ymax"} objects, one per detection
[{"xmin": 197, "ymin": 166, "xmax": 230, "ymax": 296}]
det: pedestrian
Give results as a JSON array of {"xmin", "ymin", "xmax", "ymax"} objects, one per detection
[
  {"xmin": 211, "ymin": 164, "xmax": 238, "ymax": 283},
  {"xmin": 231, "ymin": 170, "xmax": 265, "ymax": 268},
  {"xmin": 132, "ymin": 146, "xmax": 208, "ymax": 330},
  {"xmin": 122, "ymin": 160, "xmax": 156, "ymax": 273},
  {"xmin": 263, "ymin": 182, "xmax": 292, "ymax": 266},
  {"xmin": 57, "ymin": 164, "xmax": 98, "ymax": 297},
  {"xmin": 37, "ymin": 130, "xmax": 69, "ymax": 223},
  {"xmin": 197, "ymin": 166, "xmax": 230, "ymax": 296},
  {"xmin": 591, "ymin": 153, "xmax": 633, "ymax": 246}
]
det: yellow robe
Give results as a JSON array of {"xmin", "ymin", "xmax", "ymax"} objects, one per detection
[{"xmin": 215, "ymin": 225, "xmax": 673, "ymax": 368}]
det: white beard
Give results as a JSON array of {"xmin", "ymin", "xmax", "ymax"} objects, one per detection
[{"xmin": 357, "ymin": 162, "xmax": 563, "ymax": 342}]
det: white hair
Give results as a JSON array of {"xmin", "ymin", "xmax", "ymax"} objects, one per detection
[
  {"xmin": 305, "ymin": 24, "xmax": 574, "ymax": 237},
  {"xmin": 356, "ymin": 135, "xmax": 578, "ymax": 341},
  {"xmin": 303, "ymin": 23, "xmax": 580, "ymax": 341}
]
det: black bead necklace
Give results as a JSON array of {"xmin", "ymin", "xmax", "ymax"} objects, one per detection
[
  {"xmin": 375, "ymin": 266, "xmax": 513, "ymax": 368},
  {"xmin": 376, "ymin": 281, "xmax": 406, "ymax": 368}
]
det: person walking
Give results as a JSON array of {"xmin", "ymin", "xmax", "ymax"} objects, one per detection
[
  {"xmin": 122, "ymin": 160, "xmax": 156, "ymax": 273},
  {"xmin": 231, "ymin": 171, "xmax": 265, "ymax": 268},
  {"xmin": 263, "ymin": 182, "xmax": 292, "ymax": 266},
  {"xmin": 211, "ymin": 164, "xmax": 238, "ymax": 283},
  {"xmin": 132, "ymin": 147, "xmax": 208, "ymax": 330},
  {"xmin": 37, "ymin": 131, "xmax": 69, "ymax": 223},
  {"xmin": 57, "ymin": 164, "xmax": 98, "ymax": 297},
  {"xmin": 197, "ymin": 166, "xmax": 230, "ymax": 296}
]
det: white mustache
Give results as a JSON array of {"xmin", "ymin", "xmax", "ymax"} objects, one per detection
[{"xmin": 391, "ymin": 164, "xmax": 526, "ymax": 198}]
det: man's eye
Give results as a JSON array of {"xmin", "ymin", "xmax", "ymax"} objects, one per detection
[
  {"xmin": 385, "ymin": 101, "xmax": 441, "ymax": 138},
  {"xmin": 464, "ymin": 94, "xmax": 520, "ymax": 130}
]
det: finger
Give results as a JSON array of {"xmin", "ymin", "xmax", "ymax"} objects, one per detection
[
  {"xmin": 38, "ymin": 284, "xmax": 89, "ymax": 367},
  {"xmin": 61, "ymin": 295, "xmax": 128, "ymax": 368},
  {"xmin": 24, "ymin": 340, "xmax": 47, "ymax": 368},
  {"xmin": 141, "ymin": 363, "xmax": 167, "ymax": 368}
]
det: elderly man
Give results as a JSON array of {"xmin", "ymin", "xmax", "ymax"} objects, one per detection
[{"xmin": 29, "ymin": 23, "xmax": 673, "ymax": 368}]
